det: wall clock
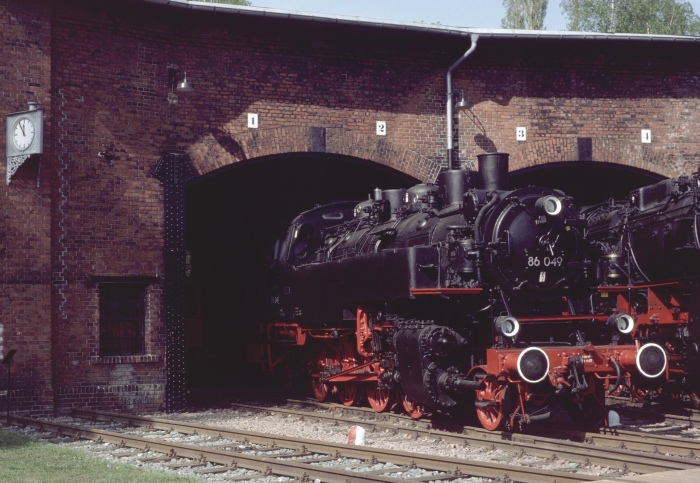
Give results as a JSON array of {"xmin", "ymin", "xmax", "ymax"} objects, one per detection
[{"xmin": 5, "ymin": 102, "xmax": 43, "ymax": 184}]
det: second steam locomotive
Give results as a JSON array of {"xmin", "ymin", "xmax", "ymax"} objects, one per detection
[
  {"xmin": 264, "ymin": 153, "xmax": 667, "ymax": 430},
  {"xmin": 585, "ymin": 170, "xmax": 700, "ymax": 407}
]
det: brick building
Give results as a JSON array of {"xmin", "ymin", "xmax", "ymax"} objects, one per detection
[{"xmin": 1, "ymin": 0, "xmax": 699, "ymax": 415}]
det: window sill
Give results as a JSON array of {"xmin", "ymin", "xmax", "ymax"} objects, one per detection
[{"xmin": 91, "ymin": 355, "xmax": 160, "ymax": 365}]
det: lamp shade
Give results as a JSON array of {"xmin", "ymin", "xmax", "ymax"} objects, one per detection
[
  {"xmin": 454, "ymin": 98, "xmax": 470, "ymax": 111},
  {"xmin": 176, "ymin": 72, "xmax": 194, "ymax": 92}
]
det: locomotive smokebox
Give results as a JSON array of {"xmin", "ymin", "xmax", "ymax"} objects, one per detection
[{"xmin": 477, "ymin": 152, "xmax": 509, "ymax": 191}]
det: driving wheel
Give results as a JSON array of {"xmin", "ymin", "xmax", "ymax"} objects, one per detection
[
  {"xmin": 336, "ymin": 339, "xmax": 363, "ymax": 406},
  {"xmin": 475, "ymin": 380, "xmax": 512, "ymax": 431},
  {"xmin": 401, "ymin": 393, "xmax": 424, "ymax": 420},
  {"xmin": 366, "ymin": 383, "xmax": 394, "ymax": 412}
]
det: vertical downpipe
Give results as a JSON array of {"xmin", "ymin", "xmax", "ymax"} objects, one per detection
[{"xmin": 446, "ymin": 34, "xmax": 479, "ymax": 170}]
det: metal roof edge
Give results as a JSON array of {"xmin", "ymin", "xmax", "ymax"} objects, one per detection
[
  {"xmin": 467, "ymin": 27, "xmax": 700, "ymax": 42},
  {"xmin": 139, "ymin": 0, "xmax": 700, "ymax": 42},
  {"xmin": 138, "ymin": 0, "xmax": 470, "ymax": 36}
]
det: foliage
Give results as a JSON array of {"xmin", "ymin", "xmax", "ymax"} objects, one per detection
[
  {"xmin": 502, "ymin": 0, "xmax": 549, "ymax": 29},
  {"xmin": 560, "ymin": 0, "xmax": 700, "ymax": 35},
  {"xmin": 0, "ymin": 427, "xmax": 197, "ymax": 482}
]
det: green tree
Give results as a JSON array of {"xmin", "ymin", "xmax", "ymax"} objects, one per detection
[
  {"xmin": 502, "ymin": 0, "xmax": 549, "ymax": 29},
  {"xmin": 560, "ymin": 0, "xmax": 700, "ymax": 35}
]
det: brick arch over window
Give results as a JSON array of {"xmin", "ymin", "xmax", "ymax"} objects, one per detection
[
  {"xmin": 507, "ymin": 137, "xmax": 684, "ymax": 179},
  {"xmin": 188, "ymin": 126, "xmax": 443, "ymax": 182}
]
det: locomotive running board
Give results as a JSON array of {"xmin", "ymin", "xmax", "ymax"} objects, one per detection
[{"xmin": 596, "ymin": 281, "xmax": 683, "ymax": 292}]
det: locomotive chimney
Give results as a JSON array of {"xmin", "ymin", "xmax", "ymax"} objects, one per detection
[{"xmin": 477, "ymin": 152, "xmax": 509, "ymax": 191}]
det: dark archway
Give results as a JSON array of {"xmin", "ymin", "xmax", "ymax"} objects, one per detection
[
  {"xmin": 509, "ymin": 161, "xmax": 665, "ymax": 206},
  {"xmin": 183, "ymin": 156, "xmax": 666, "ymax": 397},
  {"xmin": 184, "ymin": 154, "xmax": 419, "ymax": 392}
]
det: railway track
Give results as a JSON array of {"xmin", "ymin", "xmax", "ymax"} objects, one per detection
[
  {"xmin": 7, "ymin": 393, "xmax": 700, "ymax": 482},
  {"xmin": 223, "ymin": 399, "xmax": 700, "ymax": 473},
  {"xmin": 6, "ymin": 410, "xmax": 601, "ymax": 483},
  {"xmin": 250, "ymin": 395, "xmax": 700, "ymax": 441},
  {"xmin": 605, "ymin": 396, "xmax": 700, "ymax": 430}
]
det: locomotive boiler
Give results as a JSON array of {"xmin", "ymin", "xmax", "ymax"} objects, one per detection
[
  {"xmin": 264, "ymin": 153, "xmax": 666, "ymax": 430},
  {"xmin": 584, "ymin": 169, "xmax": 700, "ymax": 406}
]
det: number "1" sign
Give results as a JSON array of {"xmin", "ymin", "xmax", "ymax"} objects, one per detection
[{"xmin": 248, "ymin": 113, "xmax": 259, "ymax": 129}]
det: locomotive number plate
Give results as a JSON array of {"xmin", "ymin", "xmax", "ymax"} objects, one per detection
[{"xmin": 527, "ymin": 256, "xmax": 563, "ymax": 267}]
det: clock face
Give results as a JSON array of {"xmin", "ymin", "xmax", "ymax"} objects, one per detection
[{"xmin": 13, "ymin": 117, "xmax": 35, "ymax": 151}]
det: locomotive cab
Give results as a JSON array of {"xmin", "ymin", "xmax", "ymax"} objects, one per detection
[{"xmin": 274, "ymin": 201, "xmax": 358, "ymax": 269}]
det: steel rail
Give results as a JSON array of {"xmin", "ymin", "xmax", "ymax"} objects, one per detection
[
  {"xmin": 281, "ymin": 395, "xmax": 700, "ymax": 445},
  {"xmin": 230, "ymin": 399, "xmax": 700, "ymax": 469},
  {"xmin": 611, "ymin": 405, "xmax": 700, "ymax": 430},
  {"xmin": 530, "ymin": 426, "xmax": 700, "ymax": 458},
  {"xmin": 10, "ymin": 412, "xmax": 596, "ymax": 483},
  {"xmin": 10, "ymin": 414, "xmax": 399, "ymax": 482}
]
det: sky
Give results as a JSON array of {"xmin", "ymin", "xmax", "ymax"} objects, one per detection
[{"xmin": 250, "ymin": 0, "xmax": 700, "ymax": 31}]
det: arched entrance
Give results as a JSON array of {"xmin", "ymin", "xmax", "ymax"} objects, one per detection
[
  {"xmin": 179, "ymin": 149, "xmax": 674, "ymax": 403},
  {"xmin": 183, "ymin": 153, "xmax": 418, "ymax": 396}
]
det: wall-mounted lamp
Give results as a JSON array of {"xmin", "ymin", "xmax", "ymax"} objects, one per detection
[
  {"xmin": 454, "ymin": 90, "xmax": 471, "ymax": 111},
  {"xmin": 167, "ymin": 66, "xmax": 195, "ymax": 103},
  {"xmin": 176, "ymin": 72, "xmax": 194, "ymax": 92},
  {"xmin": 97, "ymin": 143, "xmax": 116, "ymax": 166}
]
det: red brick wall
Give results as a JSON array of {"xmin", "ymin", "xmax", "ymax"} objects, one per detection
[
  {"xmin": 0, "ymin": 0, "xmax": 53, "ymax": 415},
  {"xmin": 50, "ymin": 2, "xmax": 696, "ymax": 183},
  {"xmin": 2, "ymin": 0, "xmax": 700, "ymax": 414},
  {"xmin": 456, "ymin": 40, "xmax": 700, "ymax": 176},
  {"xmin": 48, "ymin": 1, "xmax": 169, "ymax": 412}
]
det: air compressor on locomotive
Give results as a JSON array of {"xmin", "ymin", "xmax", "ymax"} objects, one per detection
[{"xmin": 264, "ymin": 153, "xmax": 667, "ymax": 430}]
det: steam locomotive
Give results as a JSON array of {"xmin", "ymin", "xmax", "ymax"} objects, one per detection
[
  {"xmin": 584, "ymin": 169, "xmax": 700, "ymax": 407},
  {"xmin": 264, "ymin": 153, "xmax": 667, "ymax": 430}
]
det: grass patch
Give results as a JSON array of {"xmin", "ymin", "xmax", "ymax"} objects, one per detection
[{"xmin": 0, "ymin": 426, "xmax": 199, "ymax": 482}]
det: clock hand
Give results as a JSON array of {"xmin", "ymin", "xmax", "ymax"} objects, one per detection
[{"xmin": 19, "ymin": 121, "xmax": 26, "ymax": 136}]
